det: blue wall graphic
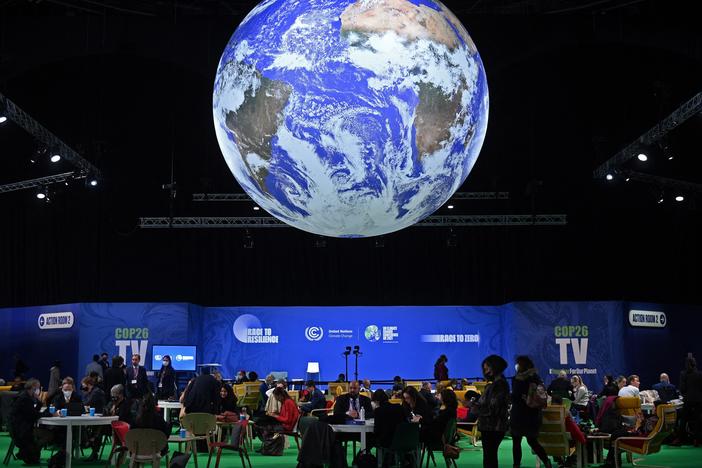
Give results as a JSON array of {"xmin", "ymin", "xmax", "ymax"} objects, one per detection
[{"xmin": 1, "ymin": 301, "xmax": 699, "ymax": 392}]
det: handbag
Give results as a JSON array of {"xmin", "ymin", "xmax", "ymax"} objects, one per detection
[{"xmin": 442, "ymin": 443, "xmax": 460, "ymax": 459}]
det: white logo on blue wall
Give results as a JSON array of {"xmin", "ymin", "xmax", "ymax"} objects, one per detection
[
  {"xmin": 305, "ymin": 327, "xmax": 324, "ymax": 341},
  {"xmin": 176, "ymin": 354, "xmax": 182, "ymax": 361},
  {"xmin": 233, "ymin": 314, "xmax": 263, "ymax": 343},
  {"xmin": 364, "ymin": 325, "xmax": 380, "ymax": 342},
  {"xmin": 39, "ymin": 317, "xmax": 45, "ymax": 327}
]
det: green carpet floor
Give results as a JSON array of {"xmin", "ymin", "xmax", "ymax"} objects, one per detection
[{"xmin": 1, "ymin": 431, "xmax": 701, "ymax": 467}]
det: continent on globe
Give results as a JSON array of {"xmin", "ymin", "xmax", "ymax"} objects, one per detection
[{"xmin": 213, "ymin": 0, "xmax": 489, "ymax": 238}]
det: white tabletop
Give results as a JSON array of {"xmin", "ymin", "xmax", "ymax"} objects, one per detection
[
  {"xmin": 39, "ymin": 415, "xmax": 118, "ymax": 426},
  {"xmin": 158, "ymin": 400, "xmax": 182, "ymax": 409}
]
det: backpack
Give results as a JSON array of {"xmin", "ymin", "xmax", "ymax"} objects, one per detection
[
  {"xmin": 261, "ymin": 433, "xmax": 285, "ymax": 456},
  {"xmin": 352, "ymin": 449, "xmax": 377, "ymax": 468},
  {"xmin": 526, "ymin": 382, "xmax": 548, "ymax": 409}
]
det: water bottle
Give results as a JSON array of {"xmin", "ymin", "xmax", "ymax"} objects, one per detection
[
  {"xmin": 359, "ymin": 407, "xmax": 365, "ymax": 421},
  {"xmin": 240, "ymin": 407, "xmax": 247, "ymax": 421}
]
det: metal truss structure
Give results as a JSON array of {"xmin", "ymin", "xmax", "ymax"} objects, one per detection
[
  {"xmin": 192, "ymin": 191, "xmax": 510, "ymax": 202},
  {"xmin": 0, "ymin": 92, "xmax": 101, "ymax": 192},
  {"xmin": 593, "ymin": 91, "xmax": 702, "ymax": 179},
  {"xmin": 138, "ymin": 214, "xmax": 566, "ymax": 229},
  {"xmin": 0, "ymin": 171, "xmax": 86, "ymax": 194},
  {"xmin": 619, "ymin": 170, "xmax": 702, "ymax": 194}
]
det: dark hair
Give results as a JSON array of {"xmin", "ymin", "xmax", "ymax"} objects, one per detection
[
  {"xmin": 515, "ymin": 355, "xmax": 535, "ymax": 370},
  {"xmin": 435, "ymin": 354, "xmax": 448, "ymax": 366},
  {"xmin": 248, "ymin": 371, "xmax": 258, "ymax": 381},
  {"xmin": 52, "ymin": 360, "xmax": 61, "ymax": 368},
  {"xmin": 402, "ymin": 386, "xmax": 426, "ymax": 408},
  {"xmin": 272, "ymin": 387, "xmax": 290, "ymax": 402},
  {"xmin": 306, "ymin": 380, "xmax": 316, "ymax": 388},
  {"xmin": 92, "ymin": 354, "xmax": 100, "ymax": 362},
  {"xmin": 372, "ymin": 389, "xmax": 388, "ymax": 404},
  {"xmin": 551, "ymin": 395, "xmax": 564, "ymax": 405},
  {"xmin": 160, "ymin": 355, "xmax": 174, "ymax": 376},
  {"xmin": 482, "ymin": 355, "xmax": 508, "ymax": 376},
  {"xmin": 440, "ymin": 389, "xmax": 458, "ymax": 412},
  {"xmin": 393, "ymin": 376, "xmax": 402, "ymax": 382},
  {"xmin": 465, "ymin": 390, "xmax": 480, "ymax": 401},
  {"xmin": 685, "ymin": 356, "xmax": 697, "ymax": 372},
  {"xmin": 112, "ymin": 356, "xmax": 123, "ymax": 368},
  {"xmin": 627, "ymin": 375, "xmax": 639, "ymax": 384},
  {"xmin": 604, "ymin": 374, "xmax": 614, "ymax": 385},
  {"xmin": 135, "ymin": 393, "xmax": 159, "ymax": 427}
]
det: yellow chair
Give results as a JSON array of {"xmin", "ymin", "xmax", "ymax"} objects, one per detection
[
  {"xmin": 327, "ymin": 382, "xmax": 348, "ymax": 396},
  {"xmin": 454, "ymin": 390, "xmax": 467, "ymax": 402},
  {"xmin": 405, "ymin": 381, "xmax": 422, "ymax": 391},
  {"xmin": 616, "ymin": 397, "xmax": 643, "ymax": 432},
  {"xmin": 472, "ymin": 381, "xmax": 488, "ymax": 394},
  {"xmin": 536, "ymin": 405, "xmax": 575, "ymax": 467},
  {"xmin": 232, "ymin": 384, "xmax": 245, "ymax": 398},
  {"xmin": 238, "ymin": 384, "xmax": 261, "ymax": 409},
  {"xmin": 613, "ymin": 404, "xmax": 677, "ymax": 468},
  {"xmin": 457, "ymin": 421, "xmax": 481, "ymax": 448},
  {"xmin": 389, "ymin": 398, "xmax": 403, "ymax": 405},
  {"xmin": 288, "ymin": 390, "xmax": 299, "ymax": 403}
]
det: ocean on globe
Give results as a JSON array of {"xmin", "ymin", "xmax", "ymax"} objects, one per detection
[
  {"xmin": 213, "ymin": 0, "xmax": 489, "ymax": 237},
  {"xmin": 364, "ymin": 325, "xmax": 380, "ymax": 342}
]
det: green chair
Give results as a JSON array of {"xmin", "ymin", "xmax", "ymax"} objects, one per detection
[
  {"xmin": 420, "ymin": 418, "xmax": 458, "ymax": 468},
  {"xmin": 383, "ymin": 422, "xmax": 420, "ymax": 468}
]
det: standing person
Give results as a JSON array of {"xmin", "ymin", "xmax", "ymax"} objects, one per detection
[
  {"xmin": 510, "ymin": 356, "xmax": 551, "ymax": 468},
  {"xmin": 156, "ymin": 355, "xmax": 177, "ymax": 400},
  {"xmin": 473, "ymin": 355, "xmax": 510, "ymax": 468},
  {"xmin": 125, "ymin": 354, "xmax": 148, "ymax": 399},
  {"xmin": 85, "ymin": 354, "xmax": 104, "ymax": 379},
  {"xmin": 104, "ymin": 356, "xmax": 126, "ymax": 394},
  {"xmin": 259, "ymin": 374, "xmax": 275, "ymax": 411},
  {"xmin": 99, "ymin": 353, "xmax": 110, "ymax": 372},
  {"xmin": 679, "ymin": 355, "xmax": 702, "ymax": 445},
  {"xmin": 434, "ymin": 355, "xmax": 449, "ymax": 382},
  {"xmin": 183, "ymin": 369, "xmax": 220, "ymax": 414},
  {"xmin": 48, "ymin": 360, "xmax": 62, "ymax": 399},
  {"xmin": 8, "ymin": 379, "xmax": 43, "ymax": 464}
]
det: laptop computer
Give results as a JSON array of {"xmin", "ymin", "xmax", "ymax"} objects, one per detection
[{"xmin": 67, "ymin": 402, "xmax": 84, "ymax": 416}]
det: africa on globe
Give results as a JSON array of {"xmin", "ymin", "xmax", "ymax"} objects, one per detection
[{"xmin": 213, "ymin": 0, "xmax": 489, "ymax": 237}]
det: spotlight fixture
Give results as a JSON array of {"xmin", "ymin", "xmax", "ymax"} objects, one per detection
[
  {"xmin": 36, "ymin": 187, "xmax": 50, "ymax": 201},
  {"xmin": 446, "ymin": 228, "xmax": 457, "ymax": 248},
  {"xmin": 253, "ymin": 206, "xmax": 260, "ymax": 211},
  {"xmin": 50, "ymin": 154, "xmax": 61, "ymax": 163},
  {"xmin": 447, "ymin": 204, "xmax": 454, "ymax": 210},
  {"xmin": 625, "ymin": 178, "xmax": 630, "ymax": 182},
  {"xmin": 675, "ymin": 195, "xmax": 684, "ymax": 202},
  {"xmin": 657, "ymin": 196, "xmax": 664, "ymax": 204},
  {"xmin": 243, "ymin": 230, "xmax": 254, "ymax": 249},
  {"xmin": 89, "ymin": 179, "xmax": 98, "ymax": 187},
  {"xmin": 637, "ymin": 153, "xmax": 648, "ymax": 162},
  {"xmin": 605, "ymin": 174, "xmax": 614, "ymax": 181},
  {"xmin": 0, "ymin": 116, "xmax": 6, "ymax": 124},
  {"xmin": 36, "ymin": 192, "xmax": 46, "ymax": 200}
]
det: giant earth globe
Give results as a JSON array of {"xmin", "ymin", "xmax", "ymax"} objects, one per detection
[{"xmin": 213, "ymin": 0, "xmax": 489, "ymax": 237}]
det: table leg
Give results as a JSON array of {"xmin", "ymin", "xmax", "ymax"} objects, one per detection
[
  {"xmin": 164, "ymin": 407, "xmax": 169, "ymax": 423},
  {"xmin": 65, "ymin": 423, "xmax": 73, "ymax": 468},
  {"xmin": 360, "ymin": 431, "xmax": 366, "ymax": 452},
  {"xmin": 576, "ymin": 442, "xmax": 584, "ymax": 468}
]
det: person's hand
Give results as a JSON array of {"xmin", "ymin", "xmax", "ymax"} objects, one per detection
[
  {"xmin": 347, "ymin": 410, "xmax": 359, "ymax": 419},
  {"xmin": 411, "ymin": 414, "xmax": 422, "ymax": 423}
]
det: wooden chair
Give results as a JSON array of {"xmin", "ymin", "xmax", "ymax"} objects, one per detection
[
  {"xmin": 536, "ymin": 405, "xmax": 575, "ymax": 467},
  {"xmin": 181, "ymin": 412, "xmax": 218, "ymax": 465},
  {"xmin": 124, "ymin": 429, "xmax": 168, "ymax": 468},
  {"xmin": 275, "ymin": 412, "xmax": 302, "ymax": 450},
  {"xmin": 288, "ymin": 390, "xmax": 300, "ymax": 403},
  {"xmin": 238, "ymin": 384, "xmax": 261, "ymax": 410},
  {"xmin": 208, "ymin": 420, "xmax": 251, "ymax": 468},
  {"xmin": 456, "ymin": 421, "xmax": 481, "ymax": 448},
  {"xmin": 389, "ymin": 398, "xmax": 403, "ymax": 405},
  {"xmin": 328, "ymin": 382, "xmax": 348, "ymax": 397},
  {"xmin": 405, "ymin": 381, "xmax": 422, "ymax": 391},
  {"xmin": 613, "ymin": 404, "xmax": 677, "ymax": 468},
  {"xmin": 105, "ymin": 421, "xmax": 130, "ymax": 468},
  {"xmin": 616, "ymin": 397, "xmax": 643, "ymax": 431},
  {"xmin": 310, "ymin": 399, "xmax": 334, "ymax": 417}
]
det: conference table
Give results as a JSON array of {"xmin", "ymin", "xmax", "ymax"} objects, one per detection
[
  {"xmin": 329, "ymin": 419, "xmax": 375, "ymax": 452},
  {"xmin": 39, "ymin": 415, "xmax": 118, "ymax": 468},
  {"xmin": 158, "ymin": 400, "xmax": 182, "ymax": 422}
]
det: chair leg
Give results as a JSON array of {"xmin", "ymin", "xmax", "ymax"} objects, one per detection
[
  {"xmin": 294, "ymin": 434, "xmax": 300, "ymax": 450},
  {"xmin": 3, "ymin": 440, "xmax": 15, "ymax": 466},
  {"xmin": 429, "ymin": 449, "xmax": 436, "ymax": 467},
  {"xmin": 206, "ymin": 447, "xmax": 214, "ymax": 468},
  {"xmin": 213, "ymin": 449, "xmax": 223, "ymax": 468}
]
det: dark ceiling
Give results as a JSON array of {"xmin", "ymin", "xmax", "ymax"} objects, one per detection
[{"xmin": 0, "ymin": 0, "xmax": 701, "ymax": 308}]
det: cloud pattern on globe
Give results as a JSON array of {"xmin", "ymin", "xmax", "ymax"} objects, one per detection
[{"xmin": 213, "ymin": 0, "xmax": 489, "ymax": 237}]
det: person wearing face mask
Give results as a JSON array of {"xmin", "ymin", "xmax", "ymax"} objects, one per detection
[
  {"xmin": 106, "ymin": 384, "xmax": 135, "ymax": 424},
  {"xmin": 472, "ymin": 355, "xmax": 510, "ymax": 468},
  {"xmin": 8, "ymin": 379, "xmax": 44, "ymax": 464},
  {"xmin": 156, "ymin": 355, "xmax": 177, "ymax": 400},
  {"xmin": 81, "ymin": 376, "xmax": 106, "ymax": 413},
  {"xmin": 51, "ymin": 377, "xmax": 82, "ymax": 411},
  {"xmin": 125, "ymin": 353, "xmax": 148, "ymax": 399},
  {"xmin": 510, "ymin": 356, "xmax": 551, "ymax": 468}
]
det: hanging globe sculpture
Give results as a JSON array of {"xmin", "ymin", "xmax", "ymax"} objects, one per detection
[{"xmin": 213, "ymin": 0, "xmax": 489, "ymax": 237}]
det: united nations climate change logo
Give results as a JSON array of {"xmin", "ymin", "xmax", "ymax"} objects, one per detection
[
  {"xmin": 305, "ymin": 326, "xmax": 324, "ymax": 341},
  {"xmin": 365, "ymin": 325, "xmax": 380, "ymax": 342}
]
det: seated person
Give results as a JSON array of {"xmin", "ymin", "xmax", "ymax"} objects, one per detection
[
  {"xmin": 256, "ymin": 387, "xmax": 300, "ymax": 439},
  {"xmin": 570, "ymin": 375, "xmax": 590, "ymax": 417},
  {"xmin": 259, "ymin": 374, "xmax": 275, "ymax": 411},
  {"xmin": 551, "ymin": 395, "xmax": 586, "ymax": 466},
  {"xmin": 81, "ymin": 376, "xmax": 106, "ymax": 413},
  {"xmin": 652, "ymin": 373, "xmax": 678, "ymax": 403},
  {"xmin": 419, "ymin": 381, "xmax": 440, "ymax": 415},
  {"xmin": 402, "ymin": 386, "xmax": 433, "ymax": 443},
  {"xmin": 8, "ymin": 379, "xmax": 44, "ymax": 464},
  {"xmin": 51, "ymin": 377, "xmax": 83, "ymax": 410},
  {"xmin": 106, "ymin": 384, "xmax": 136, "ymax": 424},
  {"xmin": 547, "ymin": 371, "xmax": 572, "ymax": 399},
  {"xmin": 458, "ymin": 390, "xmax": 480, "ymax": 423},
  {"xmin": 372, "ymin": 389, "xmax": 406, "ymax": 449},
  {"xmin": 300, "ymin": 380, "xmax": 326, "ymax": 415},
  {"xmin": 426, "ymin": 389, "xmax": 458, "ymax": 447},
  {"xmin": 218, "ymin": 384, "xmax": 239, "ymax": 414},
  {"xmin": 597, "ymin": 375, "xmax": 620, "ymax": 398},
  {"xmin": 359, "ymin": 379, "xmax": 372, "ymax": 395},
  {"xmin": 333, "ymin": 380, "xmax": 374, "ymax": 420},
  {"xmin": 335, "ymin": 373, "xmax": 346, "ymax": 383},
  {"xmin": 131, "ymin": 393, "xmax": 170, "ymax": 455},
  {"xmin": 618, "ymin": 375, "xmax": 641, "ymax": 398}
]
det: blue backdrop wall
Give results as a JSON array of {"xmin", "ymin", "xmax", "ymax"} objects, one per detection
[{"xmin": 0, "ymin": 301, "xmax": 698, "ymax": 392}]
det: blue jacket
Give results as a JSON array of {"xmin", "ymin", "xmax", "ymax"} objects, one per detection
[{"xmin": 301, "ymin": 388, "xmax": 326, "ymax": 413}]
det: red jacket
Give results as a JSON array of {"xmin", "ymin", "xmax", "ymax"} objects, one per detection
[
  {"xmin": 275, "ymin": 398, "xmax": 300, "ymax": 431},
  {"xmin": 565, "ymin": 415, "xmax": 586, "ymax": 445}
]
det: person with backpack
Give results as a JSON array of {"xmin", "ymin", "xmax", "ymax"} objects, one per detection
[
  {"xmin": 510, "ymin": 355, "xmax": 551, "ymax": 468},
  {"xmin": 472, "ymin": 354, "xmax": 510, "ymax": 468}
]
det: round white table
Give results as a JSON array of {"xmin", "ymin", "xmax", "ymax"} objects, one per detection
[
  {"xmin": 329, "ymin": 419, "xmax": 375, "ymax": 451},
  {"xmin": 158, "ymin": 400, "xmax": 182, "ymax": 422},
  {"xmin": 39, "ymin": 415, "xmax": 118, "ymax": 468}
]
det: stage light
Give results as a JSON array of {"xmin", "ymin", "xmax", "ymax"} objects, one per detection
[
  {"xmin": 637, "ymin": 153, "xmax": 648, "ymax": 162},
  {"xmin": 675, "ymin": 195, "xmax": 684, "ymax": 202},
  {"xmin": 625, "ymin": 178, "xmax": 630, "ymax": 182},
  {"xmin": 605, "ymin": 174, "xmax": 613, "ymax": 181},
  {"xmin": 0, "ymin": 116, "xmax": 6, "ymax": 124},
  {"xmin": 668, "ymin": 155, "xmax": 674, "ymax": 161},
  {"xmin": 89, "ymin": 179, "xmax": 98, "ymax": 187},
  {"xmin": 36, "ymin": 187, "xmax": 50, "ymax": 201},
  {"xmin": 447, "ymin": 204, "xmax": 454, "ymax": 209},
  {"xmin": 50, "ymin": 154, "xmax": 61, "ymax": 163},
  {"xmin": 36, "ymin": 192, "xmax": 46, "ymax": 200},
  {"xmin": 253, "ymin": 206, "xmax": 260, "ymax": 211},
  {"xmin": 657, "ymin": 196, "xmax": 664, "ymax": 204}
]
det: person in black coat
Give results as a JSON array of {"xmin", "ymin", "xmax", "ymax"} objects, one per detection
[
  {"xmin": 51, "ymin": 378, "xmax": 83, "ymax": 410},
  {"xmin": 106, "ymin": 384, "xmax": 136, "ymax": 425},
  {"xmin": 426, "ymin": 388, "xmax": 458, "ymax": 448},
  {"xmin": 9, "ymin": 379, "xmax": 43, "ymax": 464},
  {"xmin": 125, "ymin": 354, "xmax": 149, "ymax": 400},
  {"xmin": 333, "ymin": 380, "xmax": 374, "ymax": 420},
  {"xmin": 402, "ymin": 386, "xmax": 433, "ymax": 444},
  {"xmin": 597, "ymin": 375, "xmax": 620, "ymax": 398},
  {"xmin": 156, "ymin": 355, "xmax": 177, "ymax": 400},
  {"xmin": 372, "ymin": 390, "xmax": 407, "ymax": 449},
  {"xmin": 81, "ymin": 376, "xmax": 106, "ymax": 413},
  {"xmin": 546, "ymin": 370, "xmax": 572, "ymax": 399},
  {"xmin": 510, "ymin": 355, "xmax": 551, "ymax": 468},
  {"xmin": 218, "ymin": 384, "xmax": 239, "ymax": 414},
  {"xmin": 103, "ymin": 356, "xmax": 126, "ymax": 395},
  {"xmin": 473, "ymin": 354, "xmax": 510, "ymax": 468},
  {"xmin": 679, "ymin": 355, "xmax": 702, "ymax": 444},
  {"xmin": 132, "ymin": 393, "xmax": 170, "ymax": 455},
  {"xmin": 184, "ymin": 370, "xmax": 221, "ymax": 414}
]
